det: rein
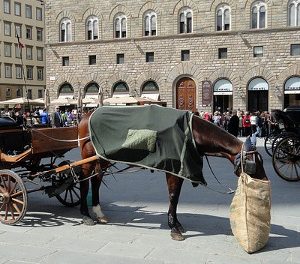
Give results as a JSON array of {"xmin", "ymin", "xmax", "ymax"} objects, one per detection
[
  {"xmin": 33, "ymin": 128, "xmax": 90, "ymax": 143},
  {"xmin": 204, "ymin": 155, "xmax": 235, "ymax": 195}
]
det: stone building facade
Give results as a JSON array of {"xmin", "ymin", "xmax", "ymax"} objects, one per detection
[
  {"xmin": 45, "ymin": 0, "xmax": 300, "ymax": 113},
  {"xmin": 0, "ymin": 0, "xmax": 45, "ymax": 102}
]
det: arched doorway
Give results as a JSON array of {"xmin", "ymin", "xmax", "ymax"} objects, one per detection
[
  {"xmin": 176, "ymin": 77, "xmax": 196, "ymax": 112},
  {"xmin": 247, "ymin": 77, "xmax": 269, "ymax": 112},
  {"xmin": 213, "ymin": 79, "xmax": 233, "ymax": 113}
]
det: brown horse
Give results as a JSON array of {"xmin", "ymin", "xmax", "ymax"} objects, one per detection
[{"xmin": 78, "ymin": 110, "xmax": 267, "ymax": 241}]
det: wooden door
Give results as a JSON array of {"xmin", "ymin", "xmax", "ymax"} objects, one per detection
[{"xmin": 176, "ymin": 77, "xmax": 196, "ymax": 112}]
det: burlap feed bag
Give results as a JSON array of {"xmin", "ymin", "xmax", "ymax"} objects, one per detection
[{"xmin": 230, "ymin": 171, "xmax": 271, "ymax": 253}]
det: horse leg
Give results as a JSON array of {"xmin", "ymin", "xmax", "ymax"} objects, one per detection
[
  {"xmin": 80, "ymin": 163, "xmax": 95, "ymax": 226},
  {"xmin": 90, "ymin": 162, "xmax": 109, "ymax": 224},
  {"xmin": 166, "ymin": 173, "xmax": 185, "ymax": 241}
]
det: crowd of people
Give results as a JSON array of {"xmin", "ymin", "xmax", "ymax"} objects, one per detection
[
  {"xmin": 1, "ymin": 105, "xmax": 276, "ymax": 146},
  {"xmin": 196, "ymin": 109, "xmax": 276, "ymax": 147},
  {"xmin": 0, "ymin": 106, "xmax": 78, "ymax": 128}
]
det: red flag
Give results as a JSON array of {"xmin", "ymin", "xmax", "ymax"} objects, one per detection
[{"xmin": 17, "ymin": 35, "xmax": 24, "ymax": 48}]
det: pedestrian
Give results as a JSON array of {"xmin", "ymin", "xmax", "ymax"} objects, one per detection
[
  {"xmin": 40, "ymin": 108, "xmax": 50, "ymax": 126},
  {"xmin": 242, "ymin": 111, "xmax": 251, "ymax": 137},
  {"xmin": 51, "ymin": 106, "xmax": 64, "ymax": 127},
  {"xmin": 227, "ymin": 110, "xmax": 239, "ymax": 137}
]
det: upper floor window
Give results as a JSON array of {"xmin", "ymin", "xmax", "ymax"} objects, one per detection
[
  {"xmin": 60, "ymin": 18, "xmax": 72, "ymax": 42},
  {"xmin": 86, "ymin": 16, "xmax": 99, "ymax": 40},
  {"xmin": 36, "ymin": 7, "xmax": 43, "ymax": 21},
  {"xmin": 251, "ymin": 1, "xmax": 266, "ymax": 29},
  {"xmin": 25, "ymin": 4, "xmax": 32, "ymax": 19},
  {"xmin": 114, "ymin": 13, "xmax": 127, "ymax": 38},
  {"xmin": 288, "ymin": 0, "xmax": 300, "ymax": 26},
  {"xmin": 179, "ymin": 8, "xmax": 192, "ymax": 33},
  {"xmin": 4, "ymin": 21, "xmax": 11, "ymax": 36},
  {"xmin": 216, "ymin": 5, "xmax": 230, "ymax": 31},
  {"xmin": 4, "ymin": 0, "xmax": 10, "ymax": 14},
  {"xmin": 14, "ymin": 2, "xmax": 21, "ymax": 16},
  {"xmin": 37, "ymin": 27, "xmax": 43, "ymax": 41},
  {"xmin": 144, "ymin": 10, "xmax": 157, "ymax": 36}
]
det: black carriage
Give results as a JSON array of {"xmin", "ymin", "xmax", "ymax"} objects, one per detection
[{"xmin": 271, "ymin": 106, "xmax": 300, "ymax": 181}]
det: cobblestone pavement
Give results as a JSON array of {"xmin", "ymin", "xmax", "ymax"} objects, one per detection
[{"xmin": 0, "ymin": 138, "xmax": 299, "ymax": 264}]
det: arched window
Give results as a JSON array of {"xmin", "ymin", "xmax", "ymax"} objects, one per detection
[
  {"xmin": 86, "ymin": 16, "xmax": 99, "ymax": 40},
  {"xmin": 288, "ymin": 0, "xmax": 300, "ymax": 26},
  {"xmin": 179, "ymin": 8, "xmax": 192, "ymax": 33},
  {"xmin": 114, "ymin": 13, "xmax": 127, "ymax": 38},
  {"xmin": 113, "ymin": 81, "xmax": 129, "ymax": 95},
  {"xmin": 85, "ymin": 82, "xmax": 99, "ymax": 95},
  {"xmin": 251, "ymin": 1, "xmax": 266, "ymax": 29},
  {"xmin": 144, "ymin": 10, "xmax": 157, "ymax": 36},
  {"xmin": 60, "ymin": 18, "xmax": 72, "ymax": 42},
  {"xmin": 59, "ymin": 82, "xmax": 74, "ymax": 96},
  {"xmin": 216, "ymin": 5, "xmax": 231, "ymax": 31},
  {"xmin": 141, "ymin": 80, "xmax": 160, "ymax": 100}
]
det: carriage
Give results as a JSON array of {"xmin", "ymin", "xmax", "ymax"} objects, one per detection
[
  {"xmin": 0, "ymin": 117, "xmax": 100, "ymax": 225},
  {"xmin": 269, "ymin": 106, "xmax": 300, "ymax": 181}
]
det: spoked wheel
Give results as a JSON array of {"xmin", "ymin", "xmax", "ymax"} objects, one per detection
[
  {"xmin": 272, "ymin": 136, "xmax": 300, "ymax": 181},
  {"xmin": 55, "ymin": 161, "xmax": 81, "ymax": 207},
  {"xmin": 264, "ymin": 134, "xmax": 276, "ymax": 156},
  {"xmin": 0, "ymin": 170, "xmax": 27, "ymax": 225}
]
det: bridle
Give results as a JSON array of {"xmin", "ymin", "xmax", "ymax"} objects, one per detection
[{"xmin": 234, "ymin": 144, "xmax": 263, "ymax": 176}]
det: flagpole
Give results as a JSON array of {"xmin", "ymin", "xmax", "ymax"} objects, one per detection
[{"xmin": 17, "ymin": 34, "xmax": 32, "ymax": 125}]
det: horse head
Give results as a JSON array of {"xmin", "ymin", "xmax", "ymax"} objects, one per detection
[{"xmin": 192, "ymin": 116, "xmax": 267, "ymax": 181}]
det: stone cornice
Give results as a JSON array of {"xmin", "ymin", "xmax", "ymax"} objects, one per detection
[{"xmin": 46, "ymin": 27, "xmax": 300, "ymax": 47}]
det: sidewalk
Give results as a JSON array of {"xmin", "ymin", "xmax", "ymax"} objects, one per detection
[{"xmin": 0, "ymin": 138, "xmax": 299, "ymax": 263}]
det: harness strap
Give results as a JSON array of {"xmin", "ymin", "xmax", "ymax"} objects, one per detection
[
  {"xmin": 204, "ymin": 155, "xmax": 235, "ymax": 195},
  {"xmin": 33, "ymin": 129, "xmax": 90, "ymax": 143}
]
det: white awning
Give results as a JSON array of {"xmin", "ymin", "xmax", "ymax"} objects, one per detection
[
  {"xmin": 248, "ymin": 78, "xmax": 269, "ymax": 91},
  {"xmin": 284, "ymin": 76, "xmax": 300, "ymax": 94},
  {"xmin": 214, "ymin": 79, "xmax": 233, "ymax": 93},
  {"xmin": 141, "ymin": 93, "xmax": 160, "ymax": 100},
  {"xmin": 112, "ymin": 93, "xmax": 129, "ymax": 98},
  {"xmin": 213, "ymin": 92, "xmax": 233, "ymax": 95}
]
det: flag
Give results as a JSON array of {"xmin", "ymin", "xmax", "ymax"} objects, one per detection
[{"xmin": 16, "ymin": 35, "xmax": 24, "ymax": 48}]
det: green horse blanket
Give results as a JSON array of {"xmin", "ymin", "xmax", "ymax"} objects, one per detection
[{"xmin": 89, "ymin": 105, "xmax": 206, "ymax": 185}]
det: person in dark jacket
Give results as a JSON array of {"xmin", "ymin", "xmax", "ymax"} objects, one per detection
[{"xmin": 227, "ymin": 110, "xmax": 239, "ymax": 137}]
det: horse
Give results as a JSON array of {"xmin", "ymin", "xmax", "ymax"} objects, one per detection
[{"xmin": 78, "ymin": 108, "xmax": 267, "ymax": 241}]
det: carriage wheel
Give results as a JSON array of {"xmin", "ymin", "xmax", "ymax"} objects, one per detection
[
  {"xmin": 272, "ymin": 136, "xmax": 300, "ymax": 181},
  {"xmin": 264, "ymin": 134, "xmax": 276, "ymax": 156},
  {"xmin": 0, "ymin": 170, "xmax": 27, "ymax": 225},
  {"xmin": 55, "ymin": 161, "xmax": 81, "ymax": 207}
]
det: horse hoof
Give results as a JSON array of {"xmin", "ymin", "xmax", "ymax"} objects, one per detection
[
  {"xmin": 97, "ymin": 216, "xmax": 109, "ymax": 224},
  {"xmin": 82, "ymin": 216, "xmax": 95, "ymax": 226},
  {"xmin": 171, "ymin": 231, "xmax": 185, "ymax": 241}
]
